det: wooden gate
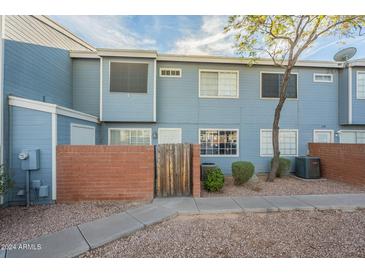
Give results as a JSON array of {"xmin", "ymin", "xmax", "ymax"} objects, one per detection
[{"xmin": 155, "ymin": 144, "xmax": 192, "ymax": 197}]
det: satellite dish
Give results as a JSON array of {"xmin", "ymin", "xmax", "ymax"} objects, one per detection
[{"xmin": 333, "ymin": 47, "xmax": 357, "ymax": 62}]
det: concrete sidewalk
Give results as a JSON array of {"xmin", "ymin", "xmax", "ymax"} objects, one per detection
[{"xmin": 3, "ymin": 193, "xmax": 365, "ymax": 258}]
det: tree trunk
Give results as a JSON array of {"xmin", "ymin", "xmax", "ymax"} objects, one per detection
[{"xmin": 267, "ymin": 68, "xmax": 292, "ymax": 182}]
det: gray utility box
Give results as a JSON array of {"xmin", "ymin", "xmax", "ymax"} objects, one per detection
[
  {"xmin": 201, "ymin": 163, "xmax": 217, "ymax": 181},
  {"xmin": 19, "ymin": 149, "xmax": 40, "ymax": 171},
  {"xmin": 295, "ymin": 156, "xmax": 321, "ymax": 179}
]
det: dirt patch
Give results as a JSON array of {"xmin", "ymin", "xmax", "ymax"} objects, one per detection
[
  {"xmin": 0, "ymin": 200, "xmax": 143, "ymax": 246},
  {"xmin": 82, "ymin": 210, "xmax": 365, "ymax": 258},
  {"xmin": 201, "ymin": 175, "xmax": 365, "ymax": 197}
]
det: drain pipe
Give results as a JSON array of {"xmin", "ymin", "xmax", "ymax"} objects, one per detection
[{"xmin": 25, "ymin": 170, "xmax": 30, "ymax": 207}]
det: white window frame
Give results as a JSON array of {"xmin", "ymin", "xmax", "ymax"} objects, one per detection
[
  {"xmin": 313, "ymin": 129, "xmax": 334, "ymax": 143},
  {"xmin": 356, "ymin": 71, "xmax": 365, "ymax": 99},
  {"xmin": 338, "ymin": 130, "xmax": 365, "ymax": 144},
  {"xmin": 313, "ymin": 73, "xmax": 333, "ymax": 83},
  {"xmin": 199, "ymin": 69, "xmax": 239, "ymax": 99},
  {"xmin": 70, "ymin": 123, "xmax": 96, "ymax": 145},
  {"xmin": 260, "ymin": 129, "xmax": 299, "ymax": 157},
  {"xmin": 159, "ymin": 68, "xmax": 182, "ymax": 78},
  {"xmin": 198, "ymin": 128, "xmax": 239, "ymax": 157},
  {"xmin": 260, "ymin": 71, "xmax": 299, "ymax": 100},
  {"xmin": 108, "ymin": 128, "xmax": 152, "ymax": 145},
  {"xmin": 158, "ymin": 128, "xmax": 182, "ymax": 144}
]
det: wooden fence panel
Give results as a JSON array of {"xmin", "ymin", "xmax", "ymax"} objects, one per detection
[{"xmin": 156, "ymin": 144, "xmax": 192, "ymax": 197}]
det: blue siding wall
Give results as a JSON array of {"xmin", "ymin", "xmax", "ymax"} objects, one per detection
[
  {"xmin": 72, "ymin": 58, "xmax": 100, "ymax": 117},
  {"xmin": 338, "ymin": 68, "xmax": 349, "ymax": 125},
  {"xmin": 98, "ymin": 62, "xmax": 341, "ymax": 174},
  {"xmin": 3, "ymin": 40, "xmax": 73, "ymax": 170},
  {"xmin": 9, "ymin": 106, "xmax": 53, "ymax": 204},
  {"xmin": 352, "ymin": 67, "xmax": 365, "ymax": 125},
  {"xmin": 57, "ymin": 115, "xmax": 100, "ymax": 145},
  {"xmin": 101, "ymin": 57, "xmax": 155, "ymax": 122},
  {"xmin": 4, "ymin": 40, "xmax": 73, "ymax": 107}
]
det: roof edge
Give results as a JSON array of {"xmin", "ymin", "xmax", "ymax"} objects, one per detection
[
  {"xmin": 32, "ymin": 16, "xmax": 96, "ymax": 52},
  {"xmin": 70, "ymin": 49, "xmax": 344, "ymax": 68}
]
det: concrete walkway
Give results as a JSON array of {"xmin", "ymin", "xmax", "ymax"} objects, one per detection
[{"xmin": 3, "ymin": 193, "xmax": 365, "ymax": 258}]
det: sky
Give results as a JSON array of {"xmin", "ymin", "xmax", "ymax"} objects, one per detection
[{"xmin": 51, "ymin": 15, "xmax": 365, "ymax": 61}]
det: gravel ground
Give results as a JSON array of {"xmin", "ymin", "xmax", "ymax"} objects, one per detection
[
  {"xmin": 202, "ymin": 175, "xmax": 365, "ymax": 197},
  {"xmin": 0, "ymin": 200, "xmax": 143, "ymax": 246},
  {"xmin": 82, "ymin": 210, "xmax": 365, "ymax": 258}
]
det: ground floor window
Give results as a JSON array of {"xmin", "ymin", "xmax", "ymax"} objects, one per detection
[
  {"xmin": 313, "ymin": 129, "xmax": 334, "ymax": 143},
  {"xmin": 199, "ymin": 129, "xmax": 238, "ymax": 156},
  {"xmin": 339, "ymin": 130, "xmax": 365, "ymax": 144},
  {"xmin": 109, "ymin": 128, "xmax": 151, "ymax": 145},
  {"xmin": 260, "ymin": 129, "xmax": 298, "ymax": 156}
]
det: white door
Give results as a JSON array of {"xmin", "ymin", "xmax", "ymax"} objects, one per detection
[
  {"xmin": 158, "ymin": 128, "xmax": 182, "ymax": 144},
  {"xmin": 313, "ymin": 130, "xmax": 334, "ymax": 143},
  {"xmin": 70, "ymin": 124, "xmax": 95, "ymax": 145}
]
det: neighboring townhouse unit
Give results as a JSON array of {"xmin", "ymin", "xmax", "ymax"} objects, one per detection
[{"xmin": 1, "ymin": 15, "xmax": 365, "ymax": 205}]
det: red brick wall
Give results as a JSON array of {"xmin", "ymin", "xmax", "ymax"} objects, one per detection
[
  {"xmin": 57, "ymin": 145, "xmax": 154, "ymax": 202},
  {"xmin": 191, "ymin": 144, "xmax": 201, "ymax": 198},
  {"xmin": 309, "ymin": 143, "xmax": 365, "ymax": 185}
]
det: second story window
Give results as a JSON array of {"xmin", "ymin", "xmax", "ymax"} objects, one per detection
[
  {"xmin": 261, "ymin": 72, "xmax": 298, "ymax": 99},
  {"xmin": 160, "ymin": 68, "xmax": 182, "ymax": 77},
  {"xmin": 357, "ymin": 71, "xmax": 365, "ymax": 99},
  {"xmin": 110, "ymin": 62, "xmax": 148, "ymax": 93},
  {"xmin": 199, "ymin": 70, "xmax": 239, "ymax": 98},
  {"xmin": 313, "ymin": 73, "xmax": 333, "ymax": 83}
]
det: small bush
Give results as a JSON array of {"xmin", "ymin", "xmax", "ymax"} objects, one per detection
[
  {"xmin": 271, "ymin": 157, "xmax": 291, "ymax": 177},
  {"xmin": 203, "ymin": 167, "xmax": 224, "ymax": 192},
  {"xmin": 231, "ymin": 161, "xmax": 255, "ymax": 185}
]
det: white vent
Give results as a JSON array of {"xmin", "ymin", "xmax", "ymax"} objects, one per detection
[
  {"xmin": 313, "ymin": 73, "xmax": 333, "ymax": 83},
  {"xmin": 160, "ymin": 68, "xmax": 182, "ymax": 77}
]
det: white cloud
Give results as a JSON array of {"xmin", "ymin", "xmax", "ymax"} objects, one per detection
[
  {"xmin": 52, "ymin": 16, "xmax": 156, "ymax": 49},
  {"xmin": 301, "ymin": 35, "xmax": 365, "ymax": 60},
  {"xmin": 170, "ymin": 16, "xmax": 235, "ymax": 56}
]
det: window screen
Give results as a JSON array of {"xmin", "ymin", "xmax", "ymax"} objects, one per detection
[
  {"xmin": 109, "ymin": 129, "xmax": 151, "ymax": 145},
  {"xmin": 110, "ymin": 62, "xmax": 148, "ymax": 93},
  {"xmin": 261, "ymin": 73, "xmax": 297, "ymax": 98},
  {"xmin": 260, "ymin": 129, "xmax": 298, "ymax": 156},
  {"xmin": 200, "ymin": 71, "xmax": 238, "ymax": 98},
  {"xmin": 340, "ymin": 131, "xmax": 365, "ymax": 144}
]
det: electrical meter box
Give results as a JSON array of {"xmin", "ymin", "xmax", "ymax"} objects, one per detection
[{"xmin": 19, "ymin": 149, "xmax": 40, "ymax": 171}]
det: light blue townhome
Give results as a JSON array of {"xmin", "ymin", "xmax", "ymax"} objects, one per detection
[{"xmin": 0, "ymin": 16, "xmax": 365, "ymax": 205}]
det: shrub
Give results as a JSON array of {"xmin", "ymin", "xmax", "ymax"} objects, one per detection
[
  {"xmin": 0, "ymin": 165, "xmax": 14, "ymax": 194},
  {"xmin": 271, "ymin": 157, "xmax": 291, "ymax": 177},
  {"xmin": 203, "ymin": 167, "xmax": 224, "ymax": 192},
  {"xmin": 231, "ymin": 161, "xmax": 255, "ymax": 185}
]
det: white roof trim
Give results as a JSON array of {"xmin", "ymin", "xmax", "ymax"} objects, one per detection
[
  {"xmin": 349, "ymin": 60, "xmax": 365, "ymax": 67},
  {"xmin": 97, "ymin": 48, "xmax": 157, "ymax": 58},
  {"xmin": 8, "ymin": 96, "xmax": 99, "ymax": 123},
  {"xmin": 70, "ymin": 51, "xmax": 100, "ymax": 59},
  {"xmin": 32, "ymin": 16, "xmax": 96, "ymax": 52},
  {"xmin": 69, "ymin": 49, "xmax": 344, "ymax": 68},
  {"xmin": 157, "ymin": 54, "xmax": 343, "ymax": 68}
]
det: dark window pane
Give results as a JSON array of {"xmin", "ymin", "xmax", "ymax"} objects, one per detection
[
  {"xmin": 262, "ymin": 73, "xmax": 279, "ymax": 98},
  {"xmin": 262, "ymin": 73, "xmax": 297, "ymax": 98},
  {"xmin": 279, "ymin": 74, "xmax": 297, "ymax": 98},
  {"xmin": 110, "ymin": 62, "xmax": 148, "ymax": 93}
]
